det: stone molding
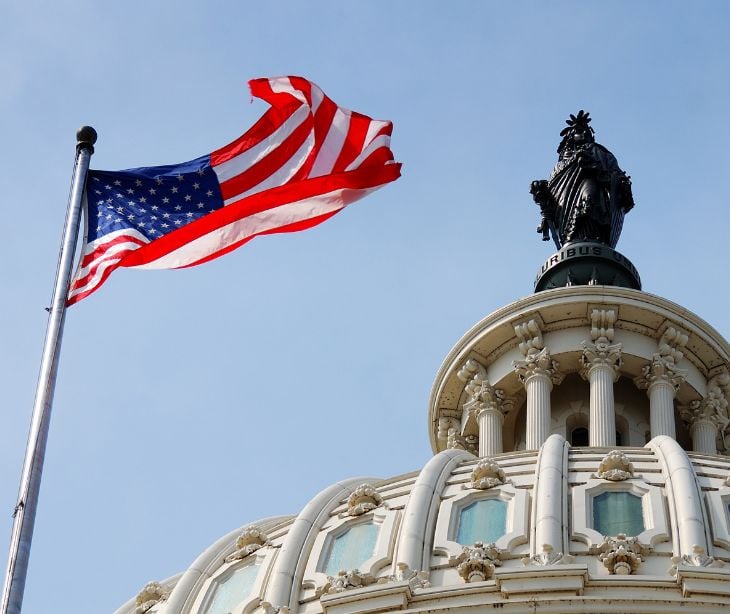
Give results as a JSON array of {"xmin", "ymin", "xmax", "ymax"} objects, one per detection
[
  {"xmin": 670, "ymin": 545, "xmax": 725, "ymax": 576},
  {"xmin": 634, "ymin": 325, "xmax": 691, "ymax": 393}
]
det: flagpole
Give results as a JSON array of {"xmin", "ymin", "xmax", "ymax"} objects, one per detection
[{"xmin": 0, "ymin": 126, "xmax": 96, "ymax": 614}]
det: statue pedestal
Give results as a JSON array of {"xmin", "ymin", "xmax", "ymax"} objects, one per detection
[{"xmin": 534, "ymin": 242, "xmax": 641, "ymax": 292}]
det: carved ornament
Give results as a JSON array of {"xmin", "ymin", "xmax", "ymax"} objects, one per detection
[
  {"xmin": 376, "ymin": 562, "xmax": 430, "ymax": 590},
  {"xmin": 134, "ymin": 582, "xmax": 167, "ymax": 614},
  {"xmin": 634, "ymin": 354, "xmax": 687, "ymax": 392},
  {"xmin": 346, "ymin": 484, "xmax": 384, "ymax": 517},
  {"xmin": 521, "ymin": 544, "xmax": 574, "ymax": 567},
  {"xmin": 224, "ymin": 526, "xmax": 270, "ymax": 563},
  {"xmin": 594, "ymin": 534, "xmax": 650, "ymax": 575},
  {"xmin": 318, "ymin": 569, "xmax": 376, "ymax": 595},
  {"xmin": 449, "ymin": 541, "xmax": 503, "ymax": 583},
  {"xmin": 469, "ymin": 458, "xmax": 506, "ymax": 490},
  {"xmin": 670, "ymin": 545, "xmax": 725, "ymax": 576},
  {"xmin": 513, "ymin": 347, "xmax": 564, "ymax": 387},
  {"xmin": 447, "ymin": 428, "xmax": 478, "ymax": 455},
  {"xmin": 596, "ymin": 450, "xmax": 634, "ymax": 481}
]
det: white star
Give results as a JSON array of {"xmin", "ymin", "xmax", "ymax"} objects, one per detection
[
  {"xmin": 193, "ymin": 182, "xmax": 200, "ymax": 189},
  {"xmin": 116, "ymin": 206, "xmax": 124, "ymax": 213},
  {"xmin": 206, "ymin": 190, "xmax": 213, "ymax": 197},
  {"xmin": 186, "ymin": 212, "xmax": 194, "ymax": 218},
  {"xmin": 139, "ymin": 208, "xmax": 146, "ymax": 214},
  {"xmin": 162, "ymin": 197, "xmax": 169, "ymax": 203},
  {"xmin": 97, "ymin": 200, "xmax": 105, "ymax": 206},
  {"xmin": 197, "ymin": 203, "xmax": 204, "ymax": 209},
  {"xmin": 97, "ymin": 210, "xmax": 103, "ymax": 217},
  {"xmin": 115, "ymin": 218, "xmax": 122, "ymax": 223},
  {"xmin": 106, "ymin": 198, "xmax": 113, "ymax": 204},
  {"xmin": 105, "ymin": 184, "xmax": 112, "ymax": 190},
  {"xmin": 92, "ymin": 177, "xmax": 100, "ymax": 182},
  {"xmin": 127, "ymin": 214, "xmax": 135, "ymax": 220},
  {"xmin": 116, "ymin": 193, "xmax": 124, "ymax": 198},
  {"xmin": 148, "ymin": 229, "xmax": 157, "ymax": 235},
  {"xmin": 135, "ymin": 179, "xmax": 143, "ymax": 187},
  {"xmin": 184, "ymin": 195, "xmax": 192, "ymax": 202},
  {"xmin": 163, "ymin": 212, "xmax": 171, "ymax": 219},
  {"xmin": 95, "ymin": 189, "xmax": 102, "ymax": 195},
  {"xmin": 126, "ymin": 188, "xmax": 135, "ymax": 195},
  {"xmin": 139, "ymin": 222, "xmax": 146, "ymax": 227},
  {"xmin": 151, "ymin": 205, "xmax": 158, "ymax": 211},
  {"xmin": 171, "ymin": 186, "xmax": 179, "ymax": 194},
  {"xmin": 114, "ymin": 180, "xmax": 122, "ymax": 186},
  {"xmin": 174, "ymin": 219, "xmax": 183, "ymax": 225},
  {"xmin": 106, "ymin": 214, "xmax": 112, "ymax": 220},
  {"xmin": 177, "ymin": 174, "xmax": 185, "ymax": 181},
  {"xmin": 149, "ymin": 188, "xmax": 157, "ymax": 195},
  {"xmin": 174, "ymin": 205, "xmax": 182, "ymax": 211},
  {"xmin": 197, "ymin": 169, "xmax": 205, "ymax": 176},
  {"xmin": 140, "ymin": 197, "xmax": 147, "ymax": 203},
  {"xmin": 155, "ymin": 177, "xmax": 163, "ymax": 185},
  {"xmin": 161, "ymin": 223, "xmax": 169, "ymax": 228},
  {"xmin": 128, "ymin": 201, "xmax": 135, "ymax": 206},
  {"xmin": 151, "ymin": 215, "xmax": 157, "ymax": 220}
]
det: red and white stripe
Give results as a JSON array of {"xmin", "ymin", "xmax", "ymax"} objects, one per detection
[{"xmin": 68, "ymin": 76, "xmax": 400, "ymax": 305}]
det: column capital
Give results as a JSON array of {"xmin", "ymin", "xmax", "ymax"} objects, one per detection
[
  {"xmin": 513, "ymin": 347, "xmax": 564, "ymax": 387},
  {"xmin": 579, "ymin": 340, "xmax": 623, "ymax": 381},
  {"xmin": 634, "ymin": 354, "xmax": 687, "ymax": 393}
]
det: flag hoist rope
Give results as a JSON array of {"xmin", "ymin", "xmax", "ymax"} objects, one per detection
[{"xmin": 0, "ymin": 127, "xmax": 96, "ymax": 614}]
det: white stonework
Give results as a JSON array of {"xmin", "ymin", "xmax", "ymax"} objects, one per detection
[{"xmin": 115, "ymin": 286, "xmax": 729, "ymax": 614}]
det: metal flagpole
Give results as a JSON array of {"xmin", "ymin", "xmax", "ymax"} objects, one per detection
[{"xmin": 0, "ymin": 126, "xmax": 97, "ymax": 614}]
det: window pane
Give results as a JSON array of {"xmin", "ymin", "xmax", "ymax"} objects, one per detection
[
  {"xmin": 324, "ymin": 522, "xmax": 379, "ymax": 575},
  {"xmin": 205, "ymin": 562, "xmax": 260, "ymax": 614},
  {"xmin": 456, "ymin": 499, "xmax": 507, "ymax": 545},
  {"xmin": 593, "ymin": 492, "xmax": 644, "ymax": 536}
]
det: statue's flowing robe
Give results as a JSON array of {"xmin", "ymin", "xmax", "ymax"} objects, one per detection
[{"xmin": 548, "ymin": 143, "xmax": 633, "ymax": 248}]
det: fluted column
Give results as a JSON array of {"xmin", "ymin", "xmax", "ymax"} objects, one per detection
[
  {"xmin": 635, "ymin": 355, "xmax": 686, "ymax": 439},
  {"xmin": 680, "ymin": 371, "xmax": 730, "ymax": 454},
  {"xmin": 458, "ymin": 359, "xmax": 511, "ymax": 457},
  {"xmin": 477, "ymin": 407, "xmax": 504, "ymax": 457},
  {"xmin": 514, "ymin": 348, "xmax": 563, "ymax": 450},
  {"xmin": 690, "ymin": 418, "xmax": 717, "ymax": 454},
  {"xmin": 580, "ymin": 338, "xmax": 622, "ymax": 447}
]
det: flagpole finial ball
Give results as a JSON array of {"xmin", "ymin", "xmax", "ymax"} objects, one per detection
[{"xmin": 76, "ymin": 126, "xmax": 97, "ymax": 152}]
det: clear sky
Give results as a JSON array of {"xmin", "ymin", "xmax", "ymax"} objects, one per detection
[{"xmin": 1, "ymin": 2, "xmax": 728, "ymax": 612}]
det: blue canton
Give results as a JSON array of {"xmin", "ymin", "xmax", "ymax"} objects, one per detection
[{"xmin": 86, "ymin": 155, "xmax": 223, "ymax": 244}]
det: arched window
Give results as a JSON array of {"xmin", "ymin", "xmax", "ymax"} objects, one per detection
[
  {"xmin": 322, "ymin": 522, "xmax": 379, "ymax": 574},
  {"xmin": 571, "ymin": 427, "xmax": 589, "ymax": 447},
  {"xmin": 593, "ymin": 491, "xmax": 645, "ymax": 536},
  {"xmin": 456, "ymin": 499, "xmax": 507, "ymax": 545},
  {"xmin": 204, "ymin": 562, "xmax": 260, "ymax": 614}
]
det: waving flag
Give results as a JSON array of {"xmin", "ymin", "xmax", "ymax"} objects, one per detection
[{"xmin": 68, "ymin": 76, "xmax": 401, "ymax": 305}]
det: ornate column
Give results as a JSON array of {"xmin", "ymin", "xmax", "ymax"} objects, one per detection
[
  {"xmin": 680, "ymin": 370, "xmax": 730, "ymax": 454},
  {"xmin": 635, "ymin": 326, "xmax": 688, "ymax": 439},
  {"xmin": 580, "ymin": 309, "xmax": 622, "ymax": 447},
  {"xmin": 513, "ymin": 320, "xmax": 563, "ymax": 450},
  {"xmin": 458, "ymin": 359, "xmax": 512, "ymax": 456}
]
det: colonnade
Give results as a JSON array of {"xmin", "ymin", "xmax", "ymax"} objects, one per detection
[{"xmin": 459, "ymin": 316, "xmax": 724, "ymax": 456}]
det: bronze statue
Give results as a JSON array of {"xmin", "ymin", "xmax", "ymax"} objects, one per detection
[{"xmin": 531, "ymin": 111, "xmax": 634, "ymax": 249}]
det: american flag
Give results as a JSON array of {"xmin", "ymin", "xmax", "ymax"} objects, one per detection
[{"xmin": 68, "ymin": 76, "xmax": 401, "ymax": 305}]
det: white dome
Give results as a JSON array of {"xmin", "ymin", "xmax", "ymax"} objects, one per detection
[{"xmin": 118, "ymin": 288, "xmax": 730, "ymax": 614}]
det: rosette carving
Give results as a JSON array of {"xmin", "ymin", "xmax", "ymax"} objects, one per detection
[
  {"xmin": 134, "ymin": 582, "xmax": 167, "ymax": 614},
  {"xmin": 594, "ymin": 534, "xmax": 650, "ymax": 575}
]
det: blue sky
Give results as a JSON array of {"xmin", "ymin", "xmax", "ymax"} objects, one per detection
[{"xmin": 1, "ymin": 2, "xmax": 729, "ymax": 612}]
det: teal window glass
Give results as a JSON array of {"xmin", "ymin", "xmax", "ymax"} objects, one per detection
[
  {"xmin": 323, "ymin": 522, "xmax": 379, "ymax": 574},
  {"xmin": 205, "ymin": 562, "xmax": 260, "ymax": 614},
  {"xmin": 456, "ymin": 499, "xmax": 507, "ymax": 545},
  {"xmin": 593, "ymin": 492, "xmax": 645, "ymax": 536}
]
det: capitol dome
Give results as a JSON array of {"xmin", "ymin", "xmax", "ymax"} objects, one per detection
[{"xmin": 115, "ymin": 116, "xmax": 730, "ymax": 614}]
